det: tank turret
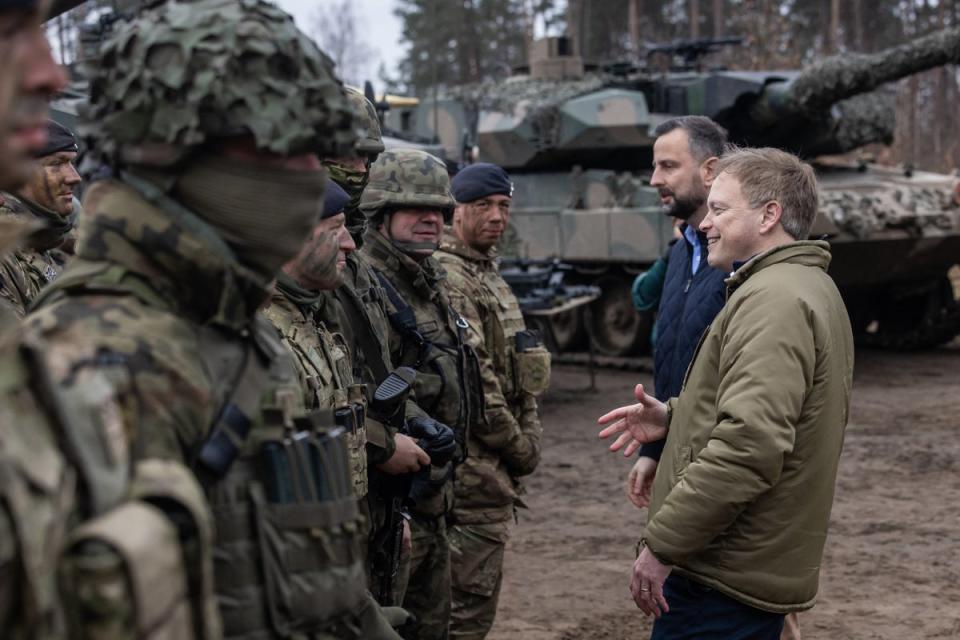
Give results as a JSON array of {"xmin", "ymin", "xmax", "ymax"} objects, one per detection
[{"xmin": 720, "ymin": 25, "xmax": 960, "ymax": 156}]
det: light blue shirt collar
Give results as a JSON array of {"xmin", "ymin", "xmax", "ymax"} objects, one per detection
[{"xmin": 683, "ymin": 224, "xmax": 702, "ymax": 276}]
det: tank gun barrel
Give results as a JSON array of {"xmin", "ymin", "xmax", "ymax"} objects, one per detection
[{"xmin": 762, "ymin": 26, "xmax": 960, "ymax": 120}]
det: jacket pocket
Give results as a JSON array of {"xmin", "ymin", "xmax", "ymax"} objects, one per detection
[{"xmin": 450, "ymin": 522, "xmax": 510, "ymax": 597}]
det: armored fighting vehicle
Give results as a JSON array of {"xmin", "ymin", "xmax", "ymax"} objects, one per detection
[{"xmin": 385, "ymin": 30, "xmax": 960, "ymax": 355}]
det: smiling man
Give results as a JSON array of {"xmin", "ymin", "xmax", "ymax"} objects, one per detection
[
  {"xmin": 0, "ymin": 119, "xmax": 79, "ymax": 316},
  {"xmin": 360, "ymin": 148, "xmax": 483, "ymax": 640},
  {"xmin": 437, "ymin": 163, "xmax": 549, "ymax": 639},
  {"xmin": 598, "ymin": 147, "xmax": 854, "ymax": 640}
]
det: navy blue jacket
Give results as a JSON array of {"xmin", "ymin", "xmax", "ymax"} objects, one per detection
[{"xmin": 640, "ymin": 225, "xmax": 727, "ymax": 461}]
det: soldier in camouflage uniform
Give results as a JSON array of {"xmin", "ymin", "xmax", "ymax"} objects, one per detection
[
  {"xmin": 360, "ymin": 149, "xmax": 485, "ymax": 640},
  {"xmin": 437, "ymin": 163, "xmax": 550, "ymax": 639},
  {"xmin": 264, "ymin": 182, "xmax": 369, "ymax": 497},
  {"xmin": 1, "ymin": 2, "xmax": 220, "ymax": 639},
  {"xmin": 321, "ymin": 89, "xmax": 439, "ymax": 604},
  {"xmin": 0, "ymin": 119, "xmax": 80, "ymax": 317},
  {"xmin": 19, "ymin": 1, "xmax": 401, "ymax": 638}
]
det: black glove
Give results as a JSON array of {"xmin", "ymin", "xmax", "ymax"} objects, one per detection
[{"xmin": 407, "ymin": 417, "xmax": 456, "ymax": 468}]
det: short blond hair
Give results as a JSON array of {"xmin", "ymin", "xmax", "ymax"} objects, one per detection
[{"xmin": 715, "ymin": 147, "xmax": 818, "ymax": 240}]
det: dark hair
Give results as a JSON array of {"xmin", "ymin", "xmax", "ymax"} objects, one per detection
[{"xmin": 653, "ymin": 116, "xmax": 728, "ymax": 163}]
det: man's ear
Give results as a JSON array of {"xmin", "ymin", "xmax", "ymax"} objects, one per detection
[
  {"xmin": 759, "ymin": 200, "xmax": 783, "ymax": 234},
  {"xmin": 700, "ymin": 157, "xmax": 719, "ymax": 186}
]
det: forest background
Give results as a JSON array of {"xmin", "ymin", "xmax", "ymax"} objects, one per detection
[{"xmin": 52, "ymin": 0, "xmax": 960, "ymax": 174}]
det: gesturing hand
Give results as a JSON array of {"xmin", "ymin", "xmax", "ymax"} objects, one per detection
[{"xmin": 597, "ymin": 384, "xmax": 668, "ymax": 456}]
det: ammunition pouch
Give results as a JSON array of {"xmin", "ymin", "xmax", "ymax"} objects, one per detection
[
  {"xmin": 59, "ymin": 458, "xmax": 219, "ymax": 640},
  {"xmin": 509, "ymin": 331, "xmax": 551, "ymax": 398},
  {"xmin": 212, "ymin": 421, "xmax": 367, "ymax": 638}
]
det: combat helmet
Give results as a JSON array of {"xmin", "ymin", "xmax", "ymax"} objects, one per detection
[
  {"xmin": 325, "ymin": 88, "xmax": 385, "ymax": 243},
  {"xmin": 360, "ymin": 148, "xmax": 455, "ymax": 253},
  {"xmin": 82, "ymin": 0, "xmax": 356, "ymax": 167},
  {"xmin": 345, "ymin": 87, "xmax": 385, "ymax": 158}
]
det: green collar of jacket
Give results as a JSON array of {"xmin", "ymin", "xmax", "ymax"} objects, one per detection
[
  {"xmin": 438, "ymin": 227, "xmax": 497, "ymax": 264},
  {"xmin": 275, "ymin": 271, "xmax": 325, "ymax": 313},
  {"xmin": 0, "ymin": 191, "xmax": 73, "ymax": 251},
  {"xmin": 362, "ymin": 227, "xmax": 446, "ymax": 300},
  {"xmin": 725, "ymin": 240, "xmax": 832, "ymax": 295},
  {"xmin": 70, "ymin": 176, "xmax": 271, "ymax": 330}
]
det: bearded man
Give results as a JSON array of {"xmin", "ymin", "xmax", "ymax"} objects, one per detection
[{"xmin": 624, "ymin": 116, "xmax": 729, "ymax": 509}]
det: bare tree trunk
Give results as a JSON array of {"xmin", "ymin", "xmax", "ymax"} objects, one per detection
[
  {"xmin": 566, "ymin": 0, "xmax": 581, "ymax": 54},
  {"xmin": 628, "ymin": 0, "xmax": 641, "ymax": 54},
  {"xmin": 712, "ymin": 0, "xmax": 723, "ymax": 37},
  {"xmin": 829, "ymin": 0, "xmax": 841, "ymax": 52},
  {"xmin": 852, "ymin": 0, "xmax": 864, "ymax": 50},
  {"xmin": 690, "ymin": 0, "xmax": 700, "ymax": 39}
]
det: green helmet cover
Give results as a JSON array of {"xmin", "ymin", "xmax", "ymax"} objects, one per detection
[
  {"xmin": 83, "ymin": 0, "xmax": 357, "ymax": 166},
  {"xmin": 359, "ymin": 149, "xmax": 455, "ymax": 223},
  {"xmin": 344, "ymin": 87, "xmax": 385, "ymax": 157}
]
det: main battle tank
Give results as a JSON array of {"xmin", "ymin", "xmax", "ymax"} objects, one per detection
[{"xmin": 385, "ymin": 30, "xmax": 960, "ymax": 355}]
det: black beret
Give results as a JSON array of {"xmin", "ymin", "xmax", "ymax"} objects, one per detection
[
  {"xmin": 321, "ymin": 180, "xmax": 350, "ymax": 219},
  {"xmin": 35, "ymin": 120, "xmax": 78, "ymax": 158},
  {"xmin": 451, "ymin": 163, "xmax": 513, "ymax": 204}
]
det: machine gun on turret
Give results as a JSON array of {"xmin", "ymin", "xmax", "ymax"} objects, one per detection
[{"xmin": 644, "ymin": 36, "xmax": 744, "ymax": 70}]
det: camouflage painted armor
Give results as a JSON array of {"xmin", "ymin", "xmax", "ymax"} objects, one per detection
[
  {"xmin": 263, "ymin": 282, "xmax": 369, "ymax": 497},
  {"xmin": 437, "ymin": 229, "xmax": 549, "ymax": 640},
  {"xmin": 0, "ymin": 191, "xmax": 70, "ymax": 318}
]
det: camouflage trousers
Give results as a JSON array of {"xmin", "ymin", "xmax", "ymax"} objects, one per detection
[
  {"xmin": 395, "ymin": 513, "xmax": 451, "ymax": 640},
  {"xmin": 449, "ymin": 520, "xmax": 511, "ymax": 640}
]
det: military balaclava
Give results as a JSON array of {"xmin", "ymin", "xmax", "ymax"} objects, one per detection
[{"xmin": 173, "ymin": 153, "xmax": 326, "ymax": 281}]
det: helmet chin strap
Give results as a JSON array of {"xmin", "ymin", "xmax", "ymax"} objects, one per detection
[{"xmin": 383, "ymin": 211, "xmax": 439, "ymax": 255}]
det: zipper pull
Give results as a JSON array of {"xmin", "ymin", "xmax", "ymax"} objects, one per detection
[{"xmin": 684, "ymin": 278, "xmax": 692, "ymax": 293}]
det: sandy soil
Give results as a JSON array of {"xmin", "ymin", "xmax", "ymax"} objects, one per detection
[{"xmin": 487, "ymin": 345, "xmax": 960, "ymax": 640}]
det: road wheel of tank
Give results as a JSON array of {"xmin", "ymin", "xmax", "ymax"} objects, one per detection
[
  {"xmin": 857, "ymin": 276, "xmax": 960, "ymax": 349},
  {"xmin": 548, "ymin": 308, "xmax": 586, "ymax": 352},
  {"xmin": 586, "ymin": 276, "xmax": 652, "ymax": 356}
]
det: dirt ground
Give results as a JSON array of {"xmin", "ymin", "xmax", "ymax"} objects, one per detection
[{"xmin": 487, "ymin": 344, "xmax": 960, "ymax": 640}]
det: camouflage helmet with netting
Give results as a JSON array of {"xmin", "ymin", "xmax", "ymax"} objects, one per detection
[
  {"xmin": 345, "ymin": 87, "xmax": 385, "ymax": 157},
  {"xmin": 360, "ymin": 148, "xmax": 455, "ymax": 222},
  {"xmin": 82, "ymin": 0, "xmax": 357, "ymax": 166}
]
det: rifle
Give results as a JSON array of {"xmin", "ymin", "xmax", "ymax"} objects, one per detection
[{"xmin": 367, "ymin": 367, "xmax": 417, "ymax": 606}]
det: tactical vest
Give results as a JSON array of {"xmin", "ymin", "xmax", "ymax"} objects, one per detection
[
  {"xmin": 31, "ymin": 181, "xmax": 369, "ymax": 639},
  {"xmin": 480, "ymin": 265, "xmax": 551, "ymax": 401},
  {"xmin": 0, "ymin": 339, "xmax": 218, "ymax": 640},
  {"xmin": 360, "ymin": 234, "xmax": 485, "ymax": 515},
  {"xmin": 263, "ymin": 294, "xmax": 369, "ymax": 499}
]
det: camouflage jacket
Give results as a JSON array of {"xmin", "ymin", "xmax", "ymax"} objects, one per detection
[
  {"xmin": 263, "ymin": 278, "xmax": 369, "ymax": 497},
  {"xmin": 0, "ymin": 192, "xmax": 70, "ymax": 319},
  {"xmin": 360, "ymin": 230, "xmax": 475, "ymax": 517},
  {"xmin": 437, "ymin": 230, "xmax": 543, "ymax": 522},
  {"xmin": 21, "ymin": 177, "xmax": 373, "ymax": 638},
  {"xmin": 1, "ymin": 194, "xmax": 218, "ymax": 639},
  {"xmin": 327, "ymin": 251, "xmax": 408, "ymax": 465}
]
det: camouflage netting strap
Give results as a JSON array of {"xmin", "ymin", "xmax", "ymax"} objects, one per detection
[{"xmin": 82, "ymin": 0, "xmax": 357, "ymax": 165}]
